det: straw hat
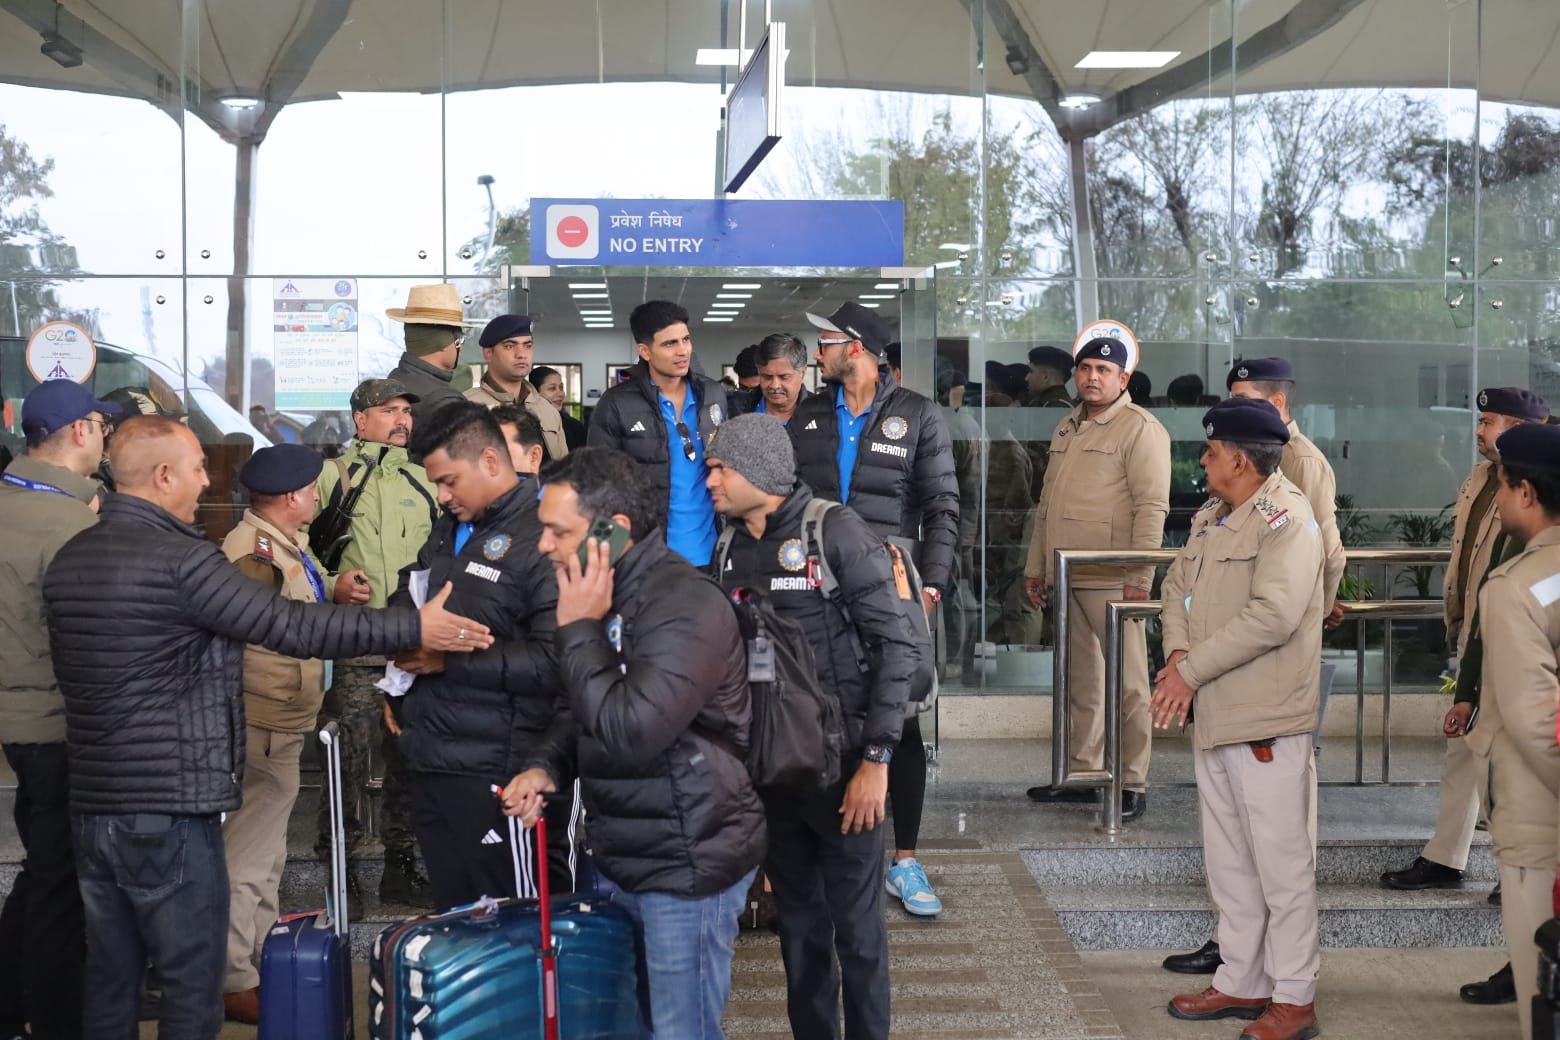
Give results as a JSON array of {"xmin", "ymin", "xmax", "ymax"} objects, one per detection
[{"xmin": 386, "ymin": 284, "xmax": 479, "ymax": 327}]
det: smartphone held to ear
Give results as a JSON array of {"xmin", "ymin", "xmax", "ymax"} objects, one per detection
[{"xmin": 577, "ymin": 517, "xmax": 631, "ymax": 573}]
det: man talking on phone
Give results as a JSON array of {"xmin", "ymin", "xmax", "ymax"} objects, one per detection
[{"xmin": 517, "ymin": 446, "xmax": 765, "ymax": 1039}]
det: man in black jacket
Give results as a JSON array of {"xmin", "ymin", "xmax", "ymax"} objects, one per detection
[
  {"xmin": 42, "ymin": 417, "xmax": 491, "ymax": 1040},
  {"xmin": 390, "ymin": 403, "xmax": 575, "ymax": 911},
  {"xmin": 791, "ymin": 301, "xmax": 959, "ymax": 917},
  {"xmin": 520, "ymin": 446, "xmax": 764, "ymax": 1039},
  {"xmin": 707, "ymin": 413, "xmax": 917, "ymax": 1040},
  {"xmin": 587, "ymin": 300, "xmax": 728, "ymax": 567}
]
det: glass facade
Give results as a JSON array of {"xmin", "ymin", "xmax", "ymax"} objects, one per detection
[{"xmin": 2, "ymin": 1, "xmax": 1557, "ymax": 692}]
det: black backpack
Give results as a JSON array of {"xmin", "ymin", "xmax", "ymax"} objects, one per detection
[{"xmin": 723, "ymin": 586, "xmax": 844, "ymax": 790}]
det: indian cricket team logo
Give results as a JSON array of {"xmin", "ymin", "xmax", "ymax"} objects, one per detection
[
  {"xmin": 778, "ymin": 538, "xmax": 807, "ymax": 572},
  {"xmin": 882, "ymin": 416, "xmax": 909, "ymax": 441},
  {"xmin": 606, "ymin": 615, "xmax": 624, "ymax": 652},
  {"xmin": 710, "ymin": 404, "xmax": 724, "ymax": 425},
  {"xmin": 483, "ymin": 534, "xmax": 512, "ymax": 560}
]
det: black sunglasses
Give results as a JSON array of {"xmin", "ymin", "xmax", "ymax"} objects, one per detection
[{"xmin": 675, "ymin": 421, "xmax": 697, "ymax": 462}]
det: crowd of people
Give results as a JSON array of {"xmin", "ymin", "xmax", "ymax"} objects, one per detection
[{"xmin": 3, "ymin": 277, "xmax": 1559, "ymax": 1040}]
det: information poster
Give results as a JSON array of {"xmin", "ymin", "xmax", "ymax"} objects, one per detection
[{"xmin": 273, "ymin": 278, "xmax": 358, "ymax": 409}]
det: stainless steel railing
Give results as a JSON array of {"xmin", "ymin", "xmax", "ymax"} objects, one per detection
[{"xmin": 1055, "ymin": 546, "xmax": 1453, "ymax": 835}]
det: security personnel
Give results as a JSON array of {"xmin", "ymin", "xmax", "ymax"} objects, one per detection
[
  {"xmin": 219, "ymin": 445, "xmax": 338, "ymax": 1024},
  {"xmin": 1380, "ymin": 390, "xmax": 1548, "ymax": 913},
  {"xmin": 1156, "ymin": 398, "xmax": 1324, "ymax": 1040},
  {"xmin": 1025, "ymin": 321, "xmax": 1170, "ymax": 820},
  {"xmin": 1165, "ymin": 355, "xmax": 1348, "ymax": 976},
  {"xmin": 386, "ymin": 283, "xmax": 479, "ymax": 429},
  {"xmin": 312, "ymin": 378, "xmax": 439, "ymax": 906},
  {"xmin": 1475, "ymin": 421, "xmax": 1560, "ymax": 1039},
  {"xmin": 790, "ymin": 301, "xmax": 959, "ymax": 917},
  {"xmin": 1024, "ymin": 345, "xmax": 1074, "ymax": 408},
  {"xmin": 464, "ymin": 314, "xmax": 569, "ymax": 461},
  {"xmin": 707, "ymin": 414, "xmax": 920, "ymax": 1040}
]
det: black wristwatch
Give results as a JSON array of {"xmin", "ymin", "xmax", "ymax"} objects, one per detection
[{"xmin": 863, "ymin": 743, "xmax": 894, "ymax": 764}]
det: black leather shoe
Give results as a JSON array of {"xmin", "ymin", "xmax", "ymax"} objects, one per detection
[
  {"xmin": 1459, "ymin": 962, "xmax": 1515, "ymax": 1005},
  {"xmin": 1488, "ymin": 882, "xmax": 1501, "ymax": 906},
  {"xmin": 1380, "ymin": 856, "xmax": 1463, "ymax": 890},
  {"xmin": 1122, "ymin": 791, "xmax": 1147, "ymax": 821},
  {"xmin": 1163, "ymin": 940, "xmax": 1223, "ymax": 974},
  {"xmin": 1026, "ymin": 785, "xmax": 1097, "ymax": 804}
]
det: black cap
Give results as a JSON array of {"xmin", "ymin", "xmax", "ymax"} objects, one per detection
[
  {"xmin": 478, "ymin": 314, "xmax": 534, "ymax": 349},
  {"xmin": 1227, "ymin": 356, "xmax": 1296, "ymax": 389},
  {"xmin": 1202, "ymin": 398, "xmax": 1291, "ymax": 445},
  {"xmin": 239, "ymin": 444, "xmax": 325, "ymax": 494},
  {"xmin": 351, "ymin": 378, "xmax": 420, "ymax": 412},
  {"xmin": 1027, "ymin": 345, "xmax": 1074, "ymax": 375},
  {"xmin": 1477, "ymin": 386, "xmax": 1548, "ymax": 423},
  {"xmin": 1496, "ymin": 422, "xmax": 1560, "ymax": 471},
  {"xmin": 806, "ymin": 302, "xmax": 893, "ymax": 356},
  {"xmin": 734, "ymin": 345, "xmax": 760, "ymax": 378}
]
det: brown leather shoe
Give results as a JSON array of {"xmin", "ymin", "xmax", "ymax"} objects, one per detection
[
  {"xmin": 1167, "ymin": 986, "xmax": 1269, "ymax": 1021},
  {"xmin": 1239, "ymin": 1001, "xmax": 1320, "ymax": 1040},
  {"xmin": 223, "ymin": 987, "xmax": 260, "ymax": 1025}
]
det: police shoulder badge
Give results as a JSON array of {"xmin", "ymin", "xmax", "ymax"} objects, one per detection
[
  {"xmin": 253, "ymin": 533, "xmax": 273, "ymax": 560},
  {"xmin": 882, "ymin": 416, "xmax": 909, "ymax": 441},
  {"xmin": 483, "ymin": 533, "xmax": 512, "ymax": 560},
  {"xmin": 778, "ymin": 538, "xmax": 807, "ymax": 572}
]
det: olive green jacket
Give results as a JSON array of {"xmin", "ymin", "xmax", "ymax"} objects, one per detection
[{"xmin": 312, "ymin": 440, "xmax": 438, "ymax": 610}]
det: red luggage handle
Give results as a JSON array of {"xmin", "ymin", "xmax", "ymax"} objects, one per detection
[{"xmin": 535, "ymin": 814, "xmax": 559, "ymax": 1040}]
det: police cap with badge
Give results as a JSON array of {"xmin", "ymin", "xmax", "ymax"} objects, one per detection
[
  {"xmin": 240, "ymin": 444, "xmax": 325, "ymax": 495},
  {"xmin": 479, "ymin": 314, "xmax": 533, "ymax": 349},
  {"xmin": 1496, "ymin": 422, "xmax": 1560, "ymax": 472},
  {"xmin": 1201, "ymin": 397, "xmax": 1291, "ymax": 445},
  {"xmin": 1071, "ymin": 319, "xmax": 1140, "ymax": 372},
  {"xmin": 1226, "ymin": 356, "xmax": 1295, "ymax": 389},
  {"xmin": 1477, "ymin": 386, "xmax": 1548, "ymax": 423}
]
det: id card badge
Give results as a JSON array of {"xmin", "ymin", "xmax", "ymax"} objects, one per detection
[{"xmin": 748, "ymin": 635, "xmax": 776, "ymax": 683}]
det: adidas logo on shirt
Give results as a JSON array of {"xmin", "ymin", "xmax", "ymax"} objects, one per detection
[
  {"xmin": 480, "ymin": 829, "xmax": 503, "ymax": 846},
  {"xmin": 804, "ymin": 420, "xmax": 818, "ymax": 430},
  {"xmin": 629, "ymin": 420, "xmax": 647, "ymax": 433}
]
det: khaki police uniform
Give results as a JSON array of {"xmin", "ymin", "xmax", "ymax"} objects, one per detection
[
  {"xmin": 219, "ymin": 510, "xmax": 328, "ymax": 993},
  {"xmin": 1421, "ymin": 461, "xmax": 1504, "ymax": 871},
  {"xmin": 464, "ymin": 373, "xmax": 569, "ymax": 461},
  {"xmin": 1476, "ymin": 525, "xmax": 1560, "ymax": 1039},
  {"xmin": 1025, "ymin": 390, "xmax": 1170, "ymax": 788},
  {"xmin": 1160, "ymin": 471, "xmax": 1325, "ymax": 1006}
]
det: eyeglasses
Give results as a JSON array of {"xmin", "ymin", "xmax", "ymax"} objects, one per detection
[
  {"xmin": 817, "ymin": 337, "xmax": 852, "ymax": 349},
  {"xmin": 78, "ymin": 417, "xmax": 111, "ymax": 434},
  {"xmin": 675, "ymin": 421, "xmax": 697, "ymax": 462}
]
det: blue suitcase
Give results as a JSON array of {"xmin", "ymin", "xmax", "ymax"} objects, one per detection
[
  {"xmin": 258, "ymin": 721, "xmax": 352, "ymax": 1040},
  {"xmin": 368, "ymin": 816, "xmax": 639, "ymax": 1040}
]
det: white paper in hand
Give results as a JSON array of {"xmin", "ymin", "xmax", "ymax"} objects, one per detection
[{"xmin": 377, "ymin": 569, "xmax": 432, "ymax": 698}]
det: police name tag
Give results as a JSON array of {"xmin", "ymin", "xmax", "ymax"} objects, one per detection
[{"xmin": 1266, "ymin": 509, "xmax": 1289, "ymax": 530}]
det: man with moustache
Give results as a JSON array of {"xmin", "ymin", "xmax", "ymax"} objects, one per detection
[
  {"xmin": 751, "ymin": 332, "xmax": 811, "ymax": 426},
  {"xmin": 464, "ymin": 314, "xmax": 569, "ymax": 461}
]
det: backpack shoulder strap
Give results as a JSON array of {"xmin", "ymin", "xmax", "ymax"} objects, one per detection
[
  {"xmin": 801, "ymin": 498, "xmax": 841, "ymax": 598},
  {"xmin": 325, "ymin": 456, "xmax": 351, "ymax": 511}
]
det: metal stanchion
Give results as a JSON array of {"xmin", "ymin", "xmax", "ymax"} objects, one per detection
[{"xmin": 1103, "ymin": 599, "xmax": 1161, "ymax": 836}]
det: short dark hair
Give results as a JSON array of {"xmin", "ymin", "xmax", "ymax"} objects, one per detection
[
  {"xmin": 1166, "ymin": 374, "xmax": 1204, "ymax": 406},
  {"xmin": 734, "ymin": 345, "xmax": 760, "ymax": 378},
  {"xmin": 1227, "ymin": 439, "xmax": 1284, "ymax": 477},
  {"xmin": 528, "ymin": 365, "xmax": 561, "ymax": 391},
  {"xmin": 1246, "ymin": 379, "xmax": 1296, "ymax": 406},
  {"xmin": 630, "ymin": 300, "xmax": 690, "ymax": 346},
  {"xmin": 410, "ymin": 401, "xmax": 507, "ymax": 463},
  {"xmin": 492, "ymin": 404, "xmax": 545, "ymax": 450},
  {"xmin": 1501, "ymin": 461, "xmax": 1560, "ymax": 516},
  {"xmin": 541, "ymin": 446, "xmax": 656, "ymax": 537},
  {"xmin": 755, "ymin": 332, "xmax": 808, "ymax": 372}
]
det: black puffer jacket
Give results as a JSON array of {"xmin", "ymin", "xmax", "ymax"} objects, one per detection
[
  {"xmin": 44, "ymin": 495, "xmax": 420, "ymax": 816},
  {"xmin": 586, "ymin": 361, "xmax": 728, "ymax": 512},
  {"xmin": 714, "ymin": 485, "xmax": 917, "ymax": 750},
  {"xmin": 789, "ymin": 376, "xmax": 960, "ymax": 589},
  {"xmin": 555, "ymin": 533, "xmax": 765, "ymax": 896},
  {"xmin": 393, "ymin": 480, "xmax": 570, "ymax": 782}
]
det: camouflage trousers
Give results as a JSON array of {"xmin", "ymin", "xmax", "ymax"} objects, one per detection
[{"xmin": 314, "ymin": 663, "xmax": 416, "ymax": 859}]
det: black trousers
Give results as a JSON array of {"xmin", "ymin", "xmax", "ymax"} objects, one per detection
[
  {"xmin": 0, "ymin": 742, "xmax": 84, "ymax": 1040},
  {"xmin": 412, "ymin": 772, "xmax": 581, "ymax": 912},
  {"xmin": 889, "ymin": 713, "xmax": 926, "ymax": 851},
  {"xmin": 761, "ymin": 769, "xmax": 891, "ymax": 1040}
]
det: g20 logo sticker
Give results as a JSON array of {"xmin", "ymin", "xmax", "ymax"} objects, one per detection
[{"xmin": 25, "ymin": 321, "xmax": 97, "ymax": 384}]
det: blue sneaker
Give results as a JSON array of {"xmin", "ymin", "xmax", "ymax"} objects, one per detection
[{"xmin": 885, "ymin": 858, "xmax": 942, "ymax": 916}]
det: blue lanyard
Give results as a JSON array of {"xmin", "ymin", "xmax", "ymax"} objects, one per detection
[
  {"xmin": 1, "ymin": 472, "xmax": 72, "ymax": 498},
  {"xmin": 299, "ymin": 552, "xmax": 327, "ymax": 603}
]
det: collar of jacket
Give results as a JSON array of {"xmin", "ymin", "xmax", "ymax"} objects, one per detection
[
  {"xmin": 628, "ymin": 360, "xmax": 708, "ymax": 408},
  {"xmin": 7, "ymin": 453, "xmax": 99, "ymax": 504},
  {"xmin": 1218, "ymin": 470, "xmax": 1287, "ymax": 532},
  {"xmin": 607, "ymin": 529, "xmax": 676, "ymax": 601},
  {"xmin": 1069, "ymin": 387, "xmax": 1133, "ymax": 429},
  {"xmin": 347, "ymin": 439, "xmax": 411, "ymax": 470},
  {"xmin": 829, "ymin": 371, "xmax": 896, "ymax": 417},
  {"xmin": 481, "ymin": 371, "xmax": 528, "ymax": 405},
  {"xmin": 1527, "ymin": 525, "xmax": 1560, "ymax": 553},
  {"xmin": 243, "ymin": 507, "xmax": 311, "ymax": 555},
  {"xmin": 729, "ymin": 484, "xmax": 814, "ymax": 548},
  {"xmin": 397, "ymin": 351, "xmax": 455, "ymax": 385},
  {"xmin": 100, "ymin": 492, "xmax": 204, "ymax": 538},
  {"xmin": 471, "ymin": 480, "xmax": 535, "ymax": 528}
]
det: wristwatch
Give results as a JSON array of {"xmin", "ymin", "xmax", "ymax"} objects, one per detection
[
  {"xmin": 863, "ymin": 743, "xmax": 894, "ymax": 764},
  {"xmin": 923, "ymin": 585, "xmax": 943, "ymax": 604}
]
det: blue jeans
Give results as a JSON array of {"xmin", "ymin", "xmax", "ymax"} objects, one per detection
[
  {"xmin": 74, "ymin": 813, "xmax": 227, "ymax": 1040},
  {"xmin": 612, "ymin": 868, "xmax": 757, "ymax": 1039}
]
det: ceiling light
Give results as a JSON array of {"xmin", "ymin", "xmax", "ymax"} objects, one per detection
[
  {"xmin": 571, "ymin": 293, "xmax": 609, "ymax": 299},
  {"xmin": 1075, "ymin": 50, "xmax": 1179, "ymax": 69},
  {"xmin": 218, "ymin": 96, "xmax": 262, "ymax": 111},
  {"xmin": 568, "ymin": 282, "xmax": 607, "ymax": 289},
  {"xmin": 722, "ymin": 282, "xmax": 762, "ymax": 290},
  {"xmin": 874, "ymin": 282, "xmax": 900, "ymax": 290},
  {"xmin": 704, "ymin": 316, "xmax": 735, "ymax": 323},
  {"xmin": 716, "ymin": 292, "xmax": 753, "ymax": 299},
  {"xmin": 858, "ymin": 294, "xmax": 896, "ymax": 300},
  {"xmin": 578, "ymin": 311, "xmax": 613, "ymax": 317},
  {"xmin": 859, "ymin": 302, "xmax": 881, "ymax": 308},
  {"xmin": 938, "ymin": 243, "xmax": 971, "ymax": 252},
  {"xmin": 1059, "ymin": 93, "xmax": 1103, "ymax": 110},
  {"xmin": 711, "ymin": 303, "xmax": 745, "ymax": 309}
]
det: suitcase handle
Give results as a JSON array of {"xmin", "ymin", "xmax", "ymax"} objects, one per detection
[
  {"xmin": 535, "ymin": 814, "xmax": 560, "ymax": 1040},
  {"xmin": 318, "ymin": 722, "xmax": 348, "ymax": 941}
]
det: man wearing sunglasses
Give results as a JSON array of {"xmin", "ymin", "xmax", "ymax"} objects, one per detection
[{"xmin": 588, "ymin": 300, "xmax": 729, "ymax": 567}]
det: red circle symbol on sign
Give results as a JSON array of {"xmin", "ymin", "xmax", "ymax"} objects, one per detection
[{"xmin": 556, "ymin": 216, "xmax": 590, "ymax": 249}]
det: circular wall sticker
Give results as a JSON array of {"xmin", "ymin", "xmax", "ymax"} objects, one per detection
[{"xmin": 25, "ymin": 321, "xmax": 97, "ymax": 384}]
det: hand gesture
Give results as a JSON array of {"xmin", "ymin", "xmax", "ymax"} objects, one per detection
[
  {"xmin": 333, "ymin": 569, "xmax": 372, "ymax": 604},
  {"xmin": 500, "ymin": 768, "xmax": 558, "ymax": 828},
  {"xmin": 418, "ymin": 582, "xmax": 492, "ymax": 653},
  {"xmin": 839, "ymin": 761, "xmax": 888, "ymax": 834},
  {"xmin": 556, "ymin": 540, "xmax": 616, "ymax": 627},
  {"xmin": 1150, "ymin": 650, "xmax": 1195, "ymax": 730}
]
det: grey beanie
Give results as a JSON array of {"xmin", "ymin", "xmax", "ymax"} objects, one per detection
[{"xmin": 707, "ymin": 412, "xmax": 795, "ymax": 496}]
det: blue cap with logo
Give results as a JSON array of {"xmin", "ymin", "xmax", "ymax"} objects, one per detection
[
  {"xmin": 239, "ymin": 444, "xmax": 326, "ymax": 494},
  {"xmin": 21, "ymin": 380, "xmax": 122, "ymax": 440},
  {"xmin": 1226, "ymin": 356, "xmax": 1296, "ymax": 389},
  {"xmin": 1477, "ymin": 386, "xmax": 1548, "ymax": 423},
  {"xmin": 1201, "ymin": 397, "xmax": 1291, "ymax": 445}
]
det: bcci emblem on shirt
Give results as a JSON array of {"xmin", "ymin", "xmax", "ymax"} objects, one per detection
[{"xmin": 882, "ymin": 417, "xmax": 909, "ymax": 441}]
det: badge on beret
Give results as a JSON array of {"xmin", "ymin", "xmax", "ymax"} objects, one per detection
[
  {"xmin": 1205, "ymin": 423, "xmax": 1215, "ymax": 437},
  {"xmin": 1238, "ymin": 366, "xmax": 1249, "ymax": 379},
  {"xmin": 1071, "ymin": 318, "xmax": 1141, "ymax": 373},
  {"xmin": 1100, "ymin": 344, "xmax": 1111, "ymax": 356},
  {"xmin": 882, "ymin": 417, "xmax": 909, "ymax": 441},
  {"xmin": 483, "ymin": 534, "xmax": 512, "ymax": 560},
  {"xmin": 1478, "ymin": 390, "xmax": 1489, "ymax": 408},
  {"xmin": 778, "ymin": 538, "xmax": 807, "ymax": 572}
]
